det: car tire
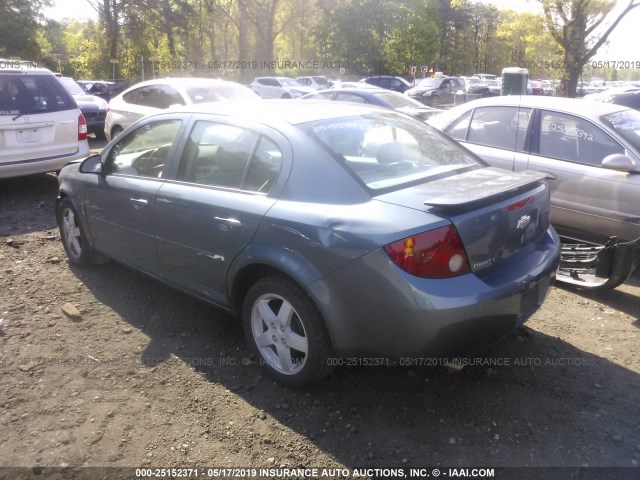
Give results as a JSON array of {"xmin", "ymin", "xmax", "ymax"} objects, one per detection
[
  {"xmin": 111, "ymin": 125, "xmax": 124, "ymax": 139},
  {"xmin": 58, "ymin": 197, "xmax": 93, "ymax": 267},
  {"xmin": 281, "ymin": 93, "xmax": 292, "ymax": 99},
  {"xmin": 243, "ymin": 276, "xmax": 334, "ymax": 388},
  {"xmin": 431, "ymin": 95, "xmax": 440, "ymax": 107}
]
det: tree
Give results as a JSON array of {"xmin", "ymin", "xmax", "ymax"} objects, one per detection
[
  {"xmin": 0, "ymin": 0, "xmax": 52, "ymax": 59},
  {"xmin": 540, "ymin": 0, "xmax": 640, "ymax": 96}
]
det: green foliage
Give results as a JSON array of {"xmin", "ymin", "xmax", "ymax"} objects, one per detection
[
  {"xmin": 33, "ymin": 0, "xmax": 638, "ymax": 88},
  {"xmin": 1, "ymin": 0, "xmax": 52, "ymax": 59}
]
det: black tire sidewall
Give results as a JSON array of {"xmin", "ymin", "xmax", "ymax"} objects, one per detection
[{"xmin": 58, "ymin": 198, "xmax": 93, "ymax": 267}]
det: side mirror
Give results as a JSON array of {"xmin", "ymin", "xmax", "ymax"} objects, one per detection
[
  {"xmin": 79, "ymin": 154, "xmax": 103, "ymax": 174},
  {"xmin": 601, "ymin": 153, "xmax": 639, "ymax": 172}
]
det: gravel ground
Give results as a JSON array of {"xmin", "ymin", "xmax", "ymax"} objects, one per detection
[{"xmin": 0, "ymin": 164, "xmax": 639, "ymax": 480}]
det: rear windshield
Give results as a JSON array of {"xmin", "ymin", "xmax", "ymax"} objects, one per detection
[
  {"xmin": 305, "ymin": 112, "xmax": 481, "ymax": 191},
  {"xmin": 602, "ymin": 109, "xmax": 640, "ymax": 151},
  {"xmin": 0, "ymin": 73, "xmax": 77, "ymax": 115},
  {"xmin": 371, "ymin": 91, "xmax": 425, "ymax": 109}
]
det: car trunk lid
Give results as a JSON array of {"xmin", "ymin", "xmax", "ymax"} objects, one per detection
[{"xmin": 376, "ymin": 167, "xmax": 551, "ymax": 273}]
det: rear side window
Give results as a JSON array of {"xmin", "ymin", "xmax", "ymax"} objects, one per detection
[
  {"xmin": 177, "ymin": 121, "xmax": 282, "ymax": 192},
  {"xmin": 123, "ymin": 85, "xmax": 159, "ymax": 107},
  {"xmin": 334, "ymin": 92, "xmax": 367, "ymax": 104},
  {"xmin": 466, "ymin": 106, "xmax": 532, "ymax": 151},
  {"xmin": 0, "ymin": 74, "xmax": 76, "ymax": 114}
]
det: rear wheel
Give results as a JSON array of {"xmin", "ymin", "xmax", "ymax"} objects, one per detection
[
  {"xmin": 243, "ymin": 276, "xmax": 333, "ymax": 388},
  {"xmin": 58, "ymin": 197, "xmax": 93, "ymax": 267},
  {"xmin": 281, "ymin": 93, "xmax": 292, "ymax": 99},
  {"xmin": 111, "ymin": 125, "xmax": 124, "ymax": 139}
]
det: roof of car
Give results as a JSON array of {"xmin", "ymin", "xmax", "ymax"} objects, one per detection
[
  {"xmin": 460, "ymin": 95, "xmax": 630, "ymax": 117},
  {"xmin": 123, "ymin": 77, "xmax": 246, "ymax": 91},
  {"xmin": 170, "ymin": 99, "xmax": 395, "ymax": 125}
]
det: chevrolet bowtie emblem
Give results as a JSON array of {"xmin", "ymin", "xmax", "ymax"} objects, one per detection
[{"xmin": 517, "ymin": 214, "xmax": 531, "ymax": 230}]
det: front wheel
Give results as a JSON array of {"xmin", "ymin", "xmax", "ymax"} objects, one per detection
[
  {"xmin": 243, "ymin": 276, "xmax": 333, "ymax": 388},
  {"xmin": 58, "ymin": 197, "xmax": 93, "ymax": 267},
  {"xmin": 431, "ymin": 95, "xmax": 440, "ymax": 107}
]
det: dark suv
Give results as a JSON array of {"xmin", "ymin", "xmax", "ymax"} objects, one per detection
[{"xmin": 360, "ymin": 75, "xmax": 414, "ymax": 93}]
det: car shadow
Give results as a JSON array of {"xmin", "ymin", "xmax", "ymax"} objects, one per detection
[
  {"xmin": 556, "ymin": 272, "xmax": 640, "ymax": 326},
  {"xmin": 0, "ymin": 173, "xmax": 60, "ymax": 237},
  {"xmin": 70, "ymin": 262, "xmax": 640, "ymax": 469}
]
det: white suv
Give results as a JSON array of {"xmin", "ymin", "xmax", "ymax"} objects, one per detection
[
  {"xmin": 249, "ymin": 77, "xmax": 315, "ymax": 98},
  {"xmin": 0, "ymin": 60, "xmax": 89, "ymax": 179}
]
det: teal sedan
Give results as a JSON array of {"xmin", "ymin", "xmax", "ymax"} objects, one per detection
[{"xmin": 56, "ymin": 100, "xmax": 560, "ymax": 387}]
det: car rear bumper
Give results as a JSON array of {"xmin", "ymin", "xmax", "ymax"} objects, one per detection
[
  {"xmin": 0, "ymin": 144, "xmax": 90, "ymax": 179},
  {"xmin": 308, "ymin": 227, "xmax": 561, "ymax": 358}
]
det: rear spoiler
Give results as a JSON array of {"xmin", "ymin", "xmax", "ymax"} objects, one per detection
[{"xmin": 424, "ymin": 169, "xmax": 548, "ymax": 210}]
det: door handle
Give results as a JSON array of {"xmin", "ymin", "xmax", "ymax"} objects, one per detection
[
  {"xmin": 214, "ymin": 216, "xmax": 242, "ymax": 230},
  {"xmin": 130, "ymin": 198, "xmax": 149, "ymax": 208}
]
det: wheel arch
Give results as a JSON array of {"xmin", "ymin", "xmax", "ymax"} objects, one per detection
[{"xmin": 227, "ymin": 244, "xmax": 328, "ymax": 323}]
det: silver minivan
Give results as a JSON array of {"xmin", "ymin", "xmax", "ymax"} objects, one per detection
[{"xmin": 0, "ymin": 60, "xmax": 89, "ymax": 179}]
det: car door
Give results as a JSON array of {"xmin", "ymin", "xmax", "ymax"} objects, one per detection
[
  {"xmin": 444, "ymin": 105, "xmax": 533, "ymax": 171},
  {"xmin": 527, "ymin": 109, "xmax": 636, "ymax": 242},
  {"xmin": 83, "ymin": 117, "xmax": 185, "ymax": 276},
  {"xmin": 154, "ymin": 118, "xmax": 287, "ymax": 305}
]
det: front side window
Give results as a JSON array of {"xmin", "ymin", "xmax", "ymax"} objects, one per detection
[
  {"xmin": 107, "ymin": 120, "xmax": 182, "ymax": 177},
  {"xmin": 538, "ymin": 110, "xmax": 623, "ymax": 165},
  {"xmin": 307, "ymin": 112, "xmax": 480, "ymax": 191}
]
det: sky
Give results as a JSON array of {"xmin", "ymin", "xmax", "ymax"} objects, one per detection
[{"xmin": 44, "ymin": 0, "xmax": 638, "ymax": 61}]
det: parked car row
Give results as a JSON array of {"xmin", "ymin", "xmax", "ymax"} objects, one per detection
[{"xmin": 3, "ymin": 60, "xmax": 636, "ymax": 387}]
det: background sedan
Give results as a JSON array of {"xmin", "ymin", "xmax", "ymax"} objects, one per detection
[
  {"xmin": 57, "ymin": 101, "xmax": 559, "ymax": 387},
  {"xmin": 428, "ymin": 95, "xmax": 640, "ymax": 289},
  {"xmin": 104, "ymin": 77, "xmax": 259, "ymax": 141},
  {"xmin": 301, "ymin": 87, "xmax": 442, "ymax": 121}
]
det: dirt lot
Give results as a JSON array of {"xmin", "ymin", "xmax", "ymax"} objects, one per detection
[{"xmin": 1, "ymin": 161, "xmax": 639, "ymax": 480}]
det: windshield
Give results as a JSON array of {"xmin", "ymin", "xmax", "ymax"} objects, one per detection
[
  {"xmin": 416, "ymin": 78, "xmax": 443, "ymax": 88},
  {"xmin": 602, "ymin": 109, "xmax": 640, "ymax": 152},
  {"xmin": 185, "ymin": 83, "xmax": 258, "ymax": 103},
  {"xmin": 306, "ymin": 112, "xmax": 480, "ymax": 191},
  {"xmin": 372, "ymin": 91, "xmax": 425, "ymax": 109}
]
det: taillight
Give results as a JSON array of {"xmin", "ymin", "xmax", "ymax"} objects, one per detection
[
  {"xmin": 383, "ymin": 225, "xmax": 470, "ymax": 278},
  {"xmin": 78, "ymin": 114, "xmax": 87, "ymax": 141}
]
